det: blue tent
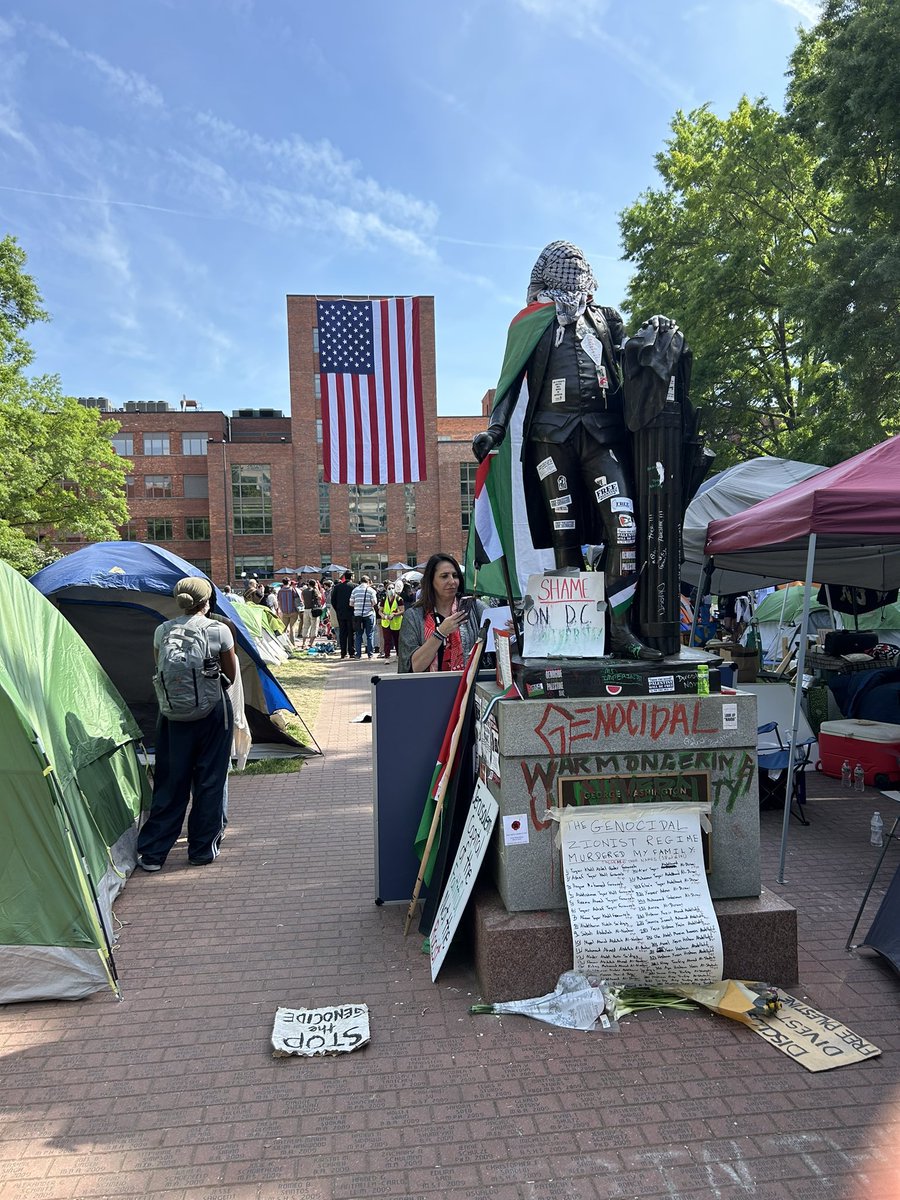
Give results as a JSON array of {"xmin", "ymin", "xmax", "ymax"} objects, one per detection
[{"xmin": 31, "ymin": 543, "xmax": 316, "ymax": 755}]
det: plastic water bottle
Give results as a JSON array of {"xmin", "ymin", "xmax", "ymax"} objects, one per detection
[
  {"xmin": 854, "ymin": 763, "xmax": 866, "ymax": 792},
  {"xmin": 870, "ymin": 812, "xmax": 884, "ymax": 847},
  {"xmin": 841, "ymin": 759, "xmax": 852, "ymax": 789}
]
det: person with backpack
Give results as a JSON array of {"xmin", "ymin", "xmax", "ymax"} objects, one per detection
[{"xmin": 137, "ymin": 577, "xmax": 238, "ymax": 872}]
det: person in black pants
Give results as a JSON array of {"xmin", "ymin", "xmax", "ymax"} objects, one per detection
[
  {"xmin": 137, "ymin": 577, "xmax": 237, "ymax": 871},
  {"xmin": 329, "ymin": 571, "xmax": 356, "ymax": 659}
]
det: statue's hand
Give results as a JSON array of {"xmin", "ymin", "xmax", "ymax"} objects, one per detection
[
  {"xmin": 472, "ymin": 430, "xmax": 500, "ymax": 462},
  {"xmin": 642, "ymin": 314, "xmax": 679, "ymax": 333}
]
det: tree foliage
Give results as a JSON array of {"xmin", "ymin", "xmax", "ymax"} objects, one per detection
[
  {"xmin": 0, "ymin": 235, "xmax": 47, "ymax": 379},
  {"xmin": 618, "ymin": 98, "xmax": 872, "ymax": 468},
  {"xmin": 0, "ymin": 237, "xmax": 129, "ymax": 573},
  {"xmin": 786, "ymin": 0, "xmax": 900, "ymax": 416}
]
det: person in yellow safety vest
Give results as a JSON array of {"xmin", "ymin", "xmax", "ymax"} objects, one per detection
[{"xmin": 378, "ymin": 583, "xmax": 405, "ymax": 660}]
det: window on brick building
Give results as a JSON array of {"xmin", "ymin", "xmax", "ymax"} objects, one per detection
[
  {"xmin": 460, "ymin": 462, "xmax": 478, "ymax": 532},
  {"xmin": 120, "ymin": 522, "xmax": 138, "ymax": 541},
  {"xmin": 145, "ymin": 474, "xmax": 172, "ymax": 499},
  {"xmin": 182, "ymin": 433, "xmax": 209, "ymax": 455},
  {"xmin": 351, "ymin": 552, "xmax": 387, "ymax": 579},
  {"xmin": 124, "ymin": 474, "xmax": 135, "ymax": 499},
  {"xmin": 315, "ymin": 419, "xmax": 322, "ymax": 444},
  {"xmin": 185, "ymin": 558, "xmax": 211, "ymax": 574},
  {"xmin": 144, "ymin": 435, "xmax": 170, "ymax": 456},
  {"xmin": 313, "ymin": 375, "xmax": 321, "ymax": 400},
  {"xmin": 111, "ymin": 433, "xmax": 133, "ymax": 456},
  {"xmin": 186, "ymin": 517, "xmax": 210, "ymax": 540},
  {"xmin": 404, "ymin": 483, "xmax": 417, "ymax": 533},
  {"xmin": 183, "ymin": 474, "xmax": 209, "ymax": 499},
  {"xmin": 147, "ymin": 518, "xmax": 173, "ymax": 541},
  {"xmin": 312, "ymin": 327, "xmax": 319, "ymax": 353},
  {"xmin": 235, "ymin": 555, "xmax": 274, "ymax": 578},
  {"xmin": 349, "ymin": 484, "xmax": 386, "ymax": 534},
  {"xmin": 231, "ymin": 464, "xmax": 272, "ymax": 534},
  {"xmin": 318, "ymin": 466, "xmax": 330, "ymax": 534}
]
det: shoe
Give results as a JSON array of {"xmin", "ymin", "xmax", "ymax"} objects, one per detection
[
  {"xmin": 367, "ymin": 654, "xmax": 374, "ymax": 659},
  {"xmin": 608, "ymin": 620, "xmax": 665, "ymax": 662},
  {"xmin": 353, "ymin": 654, "xmax": 362, "ymax": 659},
  {"xmin": 188, "ymin": 857, "xmax": 213, "ymax": 867},
  {"xmin": 137, "ymin": 855, "xmax": 162, "ymax": 872},
  {"xmin": 340, "ymin": 655, "xmax": 348, "ymax": 659}
]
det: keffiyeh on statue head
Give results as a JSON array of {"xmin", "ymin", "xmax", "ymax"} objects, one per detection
[{"xmin": 527, "ymin": 240, "xmax": 598, "ymax": 328}]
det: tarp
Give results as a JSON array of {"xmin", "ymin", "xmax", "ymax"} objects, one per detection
[
  {"xmin": 31, "ymin": 543, "xmax": 315, "ymax": 756},
  {"xmin": 704, "ymin": 438, "xmax": 900, "ymax": 589},
  {"xmin": 0, "ymin": 559, "xmax": 149, "ymax": 1002},
  {"xmin": 682, "ymin": 456, "xmax": 825, "ymax": 592}
]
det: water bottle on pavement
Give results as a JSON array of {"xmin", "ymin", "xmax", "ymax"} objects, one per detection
[
  {"xmin": 870, "ymin": 812, "xmax": 884, "ymax": 847},
  {"xmin": 841, "ymin": 759, "xmax": 851, "ymax": 788},
  {"xmin": 854, "ymin": 763, "xmax": 866, "ymax": 792}
]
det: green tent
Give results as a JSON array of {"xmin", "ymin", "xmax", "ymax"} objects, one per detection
[{"xmin": 0, "ymin": 561, "xmax": 149, "ymax": 1002}]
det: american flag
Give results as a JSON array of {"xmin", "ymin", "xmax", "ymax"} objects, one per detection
[{"xmin": 317, "ymin": 297, "xmax": 426, "ymax": 484}]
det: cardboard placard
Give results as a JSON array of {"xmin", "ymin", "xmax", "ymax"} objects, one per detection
[
  {"xmin": 271, "ymin": 1004, "xmax": 370, "ymax": 1057},
  {"xmin": 430, "ymin": 781, "xmax": 499, "ymax": 980},
  {"xmin": 523, "ymin": 572, "xmax": 606, "ymax": 659}
]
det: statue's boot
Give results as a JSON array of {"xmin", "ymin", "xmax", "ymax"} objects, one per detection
[{"xmin": 608, "ymin": 618, "xmax": 665, "ymax": 662}]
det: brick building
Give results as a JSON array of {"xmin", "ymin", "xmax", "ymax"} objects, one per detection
[{"xmin": 74, "ymin": 297, "xmax": 494, "ymax": 585}]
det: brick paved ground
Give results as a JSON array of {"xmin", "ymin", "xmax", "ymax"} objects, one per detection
[{"xmin": 1, "ymin": 660, "xmax": 898, "ymax": 1200}]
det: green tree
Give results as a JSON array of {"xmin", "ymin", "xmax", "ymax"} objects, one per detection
[
  {"xmin": 619, "ymin": 98, "xmax": 878, "ymax": 468},
  {"xmin": 787, "ymin": 0, "xmax": 900, "ymax": 418},
  {"xmin": 0, "ymin": 235, "xmax": 47, "ymax": 378},
  {"xmin": 0, "ymin": 237, "xmax": 129, "ymax": 573}
]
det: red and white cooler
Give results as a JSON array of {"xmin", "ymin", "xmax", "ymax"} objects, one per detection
[{"xmin": 818, "ymin": 719, "xmax": 900, "ymax": 788}]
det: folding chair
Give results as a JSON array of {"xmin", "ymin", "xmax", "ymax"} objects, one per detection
[{"xmin": 757, "ymin": 720, "xmax": 815, "ymax": 826}]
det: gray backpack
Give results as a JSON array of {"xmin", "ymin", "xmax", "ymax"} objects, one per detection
[{"xmin": 153, "ymin": 618, "xmax": 223, "ymax": 721}]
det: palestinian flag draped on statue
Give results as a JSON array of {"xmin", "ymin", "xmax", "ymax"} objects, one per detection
[{"xmin": 464, "ymin": 302, "xmax": 558, "ymax": 600}]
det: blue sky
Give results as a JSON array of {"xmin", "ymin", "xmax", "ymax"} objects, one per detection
[{"xmin": 0, "ymin": 0, "xmax": 818, "ymax": 417}]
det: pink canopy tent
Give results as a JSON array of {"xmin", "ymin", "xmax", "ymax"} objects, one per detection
[
  {"xmin": 701, "ymin": 436, "xmax": 900, "ymax": 882},
  {"xmin": 704, "ymin": 436, "xmax": 900, "ymax": 590}
]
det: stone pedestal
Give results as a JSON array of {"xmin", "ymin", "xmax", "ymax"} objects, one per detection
[
  {"xmin": 471, "ymin": 882, "xmax": 799, "ymax": 1003},
  {"xmin": 475, "ymin": 684, "xmax": 761, "ymax": 911}
]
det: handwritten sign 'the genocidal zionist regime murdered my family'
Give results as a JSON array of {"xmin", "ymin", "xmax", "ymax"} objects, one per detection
[
  {"xmin": 523, "ymin": 572, "xmax": 606, "ymax": 659},
  {"xmin": 560, "ymin": 803, "xmax": 723, "ymax": 987}
]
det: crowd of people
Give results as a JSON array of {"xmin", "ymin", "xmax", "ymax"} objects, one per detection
[{"xmin": 221, "ymin": 565, "xmax": 432, "ymax": 662}]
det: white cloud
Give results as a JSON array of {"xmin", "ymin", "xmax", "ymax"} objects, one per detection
[
  {"xmin": 0, "ymin": 99, "xmax": 38, "ymax": 157},
  {"xmin": 507, "ymin": 0, "xmax": 695, "ymax": 107},
  {"xmin": 31, "ymin": 23, "xmax": 165, "ymax": 108},
  {"xmin": 772, "ymin": 0, "xmax": 820, "ymax": 24},
  {"xmin": 193, "ymin": 113, "xmax": 439, "ymax": 233}
]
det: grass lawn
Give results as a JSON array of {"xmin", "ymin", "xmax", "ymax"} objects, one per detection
[{"xmin": 238, "ymin": 652, "xmax": 331, "ymax": 776}]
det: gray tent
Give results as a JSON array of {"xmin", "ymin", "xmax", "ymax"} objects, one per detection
[{"xmin": 682, "ymin": 457, "xmax": 826, "ymax": 594}]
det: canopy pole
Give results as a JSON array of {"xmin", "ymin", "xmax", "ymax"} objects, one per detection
[
  {"xmin": 771, "ymin": 584, "xmax": 792, "ymax": 665},
  {"xmin": 690, "ymin": 557, "xmax": 713, "ymax": 648},
  {"xmin": 777, "ymin": 533, "xmax": 817, "ymax": 885}
]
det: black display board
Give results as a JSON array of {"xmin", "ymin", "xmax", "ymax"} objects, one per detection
[
  {"xmin": 371, "ymin": 671, "xmax": 491, "ymax": 905},
  {"xmin": 862, "ymin": 859, "xmax": 900, "ymax": 973}
]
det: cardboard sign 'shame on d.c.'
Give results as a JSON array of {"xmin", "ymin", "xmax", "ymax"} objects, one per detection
[
  {"xmin": 271, "ymin": 1004, "xmax": 370, "ymax": 1057},
  {"xmin": 523, "ymin": 572, "xmax": 606, "ymax": 659}
]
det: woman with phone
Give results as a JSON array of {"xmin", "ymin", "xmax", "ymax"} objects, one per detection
[{"xmin": 397, "ymin": 553, "xmax": 485, "ymax": 673}]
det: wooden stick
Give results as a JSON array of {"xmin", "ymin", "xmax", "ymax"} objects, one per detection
[{"xmin": 403, "ymin": 634, "xmax": 485, "ymax": 936}]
